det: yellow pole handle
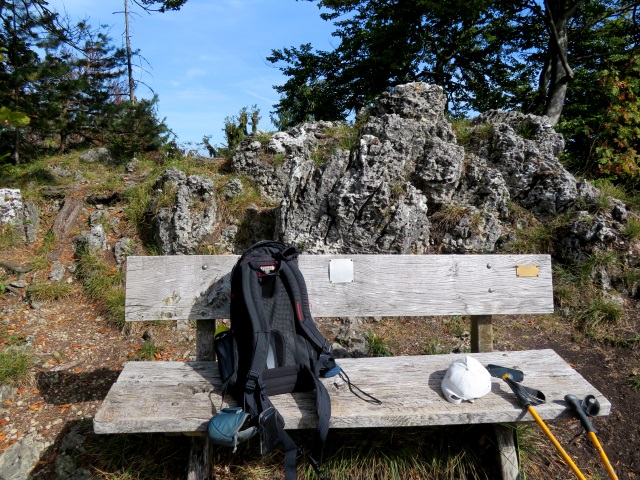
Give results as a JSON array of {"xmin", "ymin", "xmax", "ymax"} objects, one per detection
[
  {"xmin": 587, "ymin": 431, "xmax": 618, "ymax": 480},
  {"xmin": 527, "ymin": 406, "xmax": 586, "ymax": 480}
]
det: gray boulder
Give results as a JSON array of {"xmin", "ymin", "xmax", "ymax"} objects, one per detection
[
  {"xmin": 79, "ymin": 147, "xmax": 112, "ymax": 164},
  {"xmin": 0, "ymin": 188, "xmax": 39, "ymax": 244},
  {"xmin": 149, "ymin": 167, "xmax": 217, "ymax": 254},
  {"xmin": 0, "ymin": 432, "xmax": 46, "ymax": 480},
  {"xmin": 73, "ymin": 224, "xmax": 108, "ymax": 253}
]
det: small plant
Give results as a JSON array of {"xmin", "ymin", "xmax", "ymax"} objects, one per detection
[
  {"xmin": 365, "ymin": 330, "xmax": 393, "ymax": 357},
  {"xmin": 624, "ymin": 268, "xmax": 640, "ymax": 296},
  {"xmin": 515, "ymin": 118, "xmax": 537, "ymax": 139},
  {"xmin": 451, "ymin": 119, "xmax": 473, "ymax": 147},
  {"xmin": 134, "ymin": 341, "xmax": 161, "ymax": 360},
  {"xmin": 630, "ymin": 374, "xmax": 640, "ymax": 391},
  {"xmin": 256, "ymin": 131, "xmax": 273, "ymax": 145},
  {"xmin": 576, "ymin": 296, "xmax": 624, "ymax": 332},
  {"xmin": 0, "ymin": 350, "xmax": 32, "ymax": 385},
  {"xmin": 310, "ymin": 145, "xmax": 328, "ymax": 166},
  {"xmin": 431, "ymin": 204, "xmax": 468, "ymax": 233},
  {"xmin": 422, "ymin": 339, "xmax": 443, "ymax": 355},
  {"xmin": 326, "ymin": 122, "xmax": 360, "ymax": 151},
  {"xmin": 273, "ymin": 152, "xmax": 286, "ymax": 167}
]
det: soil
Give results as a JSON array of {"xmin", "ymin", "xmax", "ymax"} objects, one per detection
[{"xmin": 0, "ymin": 208, "xmax": 638, "ymax": 479}]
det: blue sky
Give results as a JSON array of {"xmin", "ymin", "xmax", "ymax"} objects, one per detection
[{"xmin": 46, "ymin": 0, "xmax": 336, "ymax": 149}]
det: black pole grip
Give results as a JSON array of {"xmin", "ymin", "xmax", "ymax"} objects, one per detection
[
  {"xmin": 564, "ymin": 394, "xmax": 597, "ymax": 434},
  {"xmin": 504, "ymin": 374, "xmax": 531, "ymax": 408}
]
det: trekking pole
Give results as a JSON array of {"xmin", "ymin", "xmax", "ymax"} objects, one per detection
[
  {"xmin": 564, "ymin": 394, "xmax": 618, "ymax": 480},
  {"xmin": 501, "ymin": 375, "xmax": 587, "ymax": 480}
]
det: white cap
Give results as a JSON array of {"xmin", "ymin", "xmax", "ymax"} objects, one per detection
[{"xmin": 441, "ymin": 356, "xmax": 492, "ymax": 404}]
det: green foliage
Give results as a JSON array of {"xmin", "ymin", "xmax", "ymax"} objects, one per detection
[
  {"xmin": 75, "ymin": 245, "xmax": 126, "ymax": 326},
  {"xmin": 105, "ymin": 97, "xmax": 170, "ymax": 160},
  {"xmin": 0, "ymin": 350, "xmax": 32, "ymax": 385},
  {"xmin": 559, "ymin": 55, "xmax": 640, "ymax": 182},
  {"xmin": 365, "ymin": 330, "xmax": 393, "ymax": 357},
  {"xmin": 0, "ymin": 105, "xmax": 30, "ymax": 128},
  {"xmin": 134, "ymin": 341, "xmax": 161, "ymax": 360},
  {"xmin": 223, "ymin": 105, "xmax": 260, "ymax": 150},
  {"xmin": 630, "ymin": 374, "xmax": 640, "ymax": 391}
]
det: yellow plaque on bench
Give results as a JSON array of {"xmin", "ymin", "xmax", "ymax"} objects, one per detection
[{"xmin": 516, "ymin": 265, "xmax": 539, "ymax": 277}]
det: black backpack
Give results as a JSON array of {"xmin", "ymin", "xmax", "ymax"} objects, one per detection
[{"xmin": 212, "ymin": 241, "xmax": 337, "ymax": 479}]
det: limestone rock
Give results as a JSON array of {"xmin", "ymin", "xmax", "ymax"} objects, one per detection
[
  {"xmin": 0, "ymin": 188, "xmax": 39, "ymax": 244},
  {"xmin": 148, "ymin": 167, "xmax": 218, "ymax": 255}
]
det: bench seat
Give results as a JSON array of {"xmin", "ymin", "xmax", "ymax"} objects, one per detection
[{"xmin": 94, "ymin": 349, "xmax": 610, "ymax": 434}]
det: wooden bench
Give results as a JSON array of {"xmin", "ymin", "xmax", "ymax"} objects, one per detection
[{"xmin": 94, "ymin": 253, "xmax": 611, "ymax": 480}]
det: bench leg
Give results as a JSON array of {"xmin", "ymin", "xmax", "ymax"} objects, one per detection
[
  {"xmin": 470, "ymin": 315, "xmax": 493, "ymax": 353},
  {"xmin": 187, "ymin": 436, "xmax": 212, "ymax": 480},
  {"xmin": 494, "ymin": 424, "xmax": 520, "ymax": 480},
  {"xmin": 188, "ymin": 319, "xmax": 216, "ymax": 479}
]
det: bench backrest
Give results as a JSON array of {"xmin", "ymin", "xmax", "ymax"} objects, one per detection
[{"xmin": 125, "ymin": 254, "xmax": 553, "ymax": 322}]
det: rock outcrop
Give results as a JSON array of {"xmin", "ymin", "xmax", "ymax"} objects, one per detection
[
  {"xmin": 227, "ymin": 83, "xmax": 631, "ymax": 268},
  {"xmin": 147, "ymin": 167, "xmax": 218, "ymax": 255}
]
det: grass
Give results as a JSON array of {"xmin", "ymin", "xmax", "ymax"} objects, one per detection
[
  {"xmin": 630, "ymin": 375, "xmax": 640, "ymax": 391},
  {"xmin": 75, "ymin": 245, "xmax": 126, "ymax": 327},
  {"xmin": 504, "ymin": 213, "xmax": 573, "ymax": 254},
  {"xmin": 27, "ymin": 282, "xmax": 72, "ymax": 303},
  {"xmin": 0, "ymin": 222, "xmax": 22, "ymax": 248},
  {"xmin": 0, "ymin": 349, "xmax": 32, "ymax": 386},
  {"xmin": 431, "ymin": 204, "xmax": 469, "ymax": 234},
  {"xmin": 79, "ymin": 431, "xmax": 190, "ymax": 480},
  {"xmin": 623, "ymin": 215, "xmax": 640, "ymax": 240},
  {"xmin": 209, "ymin": 426, "xmax": 496, "ymax": 479},
  {"xmin": 326, "ymin": 122, "xmax": 360, "ymax": 151},
  {"xmin": 77, "ymin": 426, "xmax": 497, "ymax": 480}
]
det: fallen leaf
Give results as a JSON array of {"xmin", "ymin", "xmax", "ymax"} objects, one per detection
[
  {"xmin": 32, "ymin": 389, "xmax": 40, "ymax": 395},
  {"xmin": 568, "ymin": 362, "xmax": 576, "ymax": 368},
  {"xmin": 17, "ymin": 388, "xmax": 25, "ymax": 395},
  {"xmin": 60, "ymin": 404, "xmax": 72, "ymax": 410},
  {"xmin": 0, "ymin": 433, "xmax": 6, "ymax": 443},
  {"xmin": 28, "ymin": 400, "xmax": 45, "ymax": 411}
]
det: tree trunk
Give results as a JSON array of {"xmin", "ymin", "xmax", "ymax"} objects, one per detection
[
  {"xmin": 542, "ymin": 0, "xmax": 577, "ymax": 125},
  {"xmin": 14, "ymin": 129, "xmax": 20, "ymax": 166},
  {"xmin": 124, "ymin": 0, "xmax": 136, "ymax": 103}
]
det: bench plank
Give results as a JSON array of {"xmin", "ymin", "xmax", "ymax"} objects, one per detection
[
  {"xmin": 94, "ymin": 349, "xmax": 609, "ymax": 434},
  {"xmin": 125, "ymin": 254, "xmax": 553, "ymax": 321}
]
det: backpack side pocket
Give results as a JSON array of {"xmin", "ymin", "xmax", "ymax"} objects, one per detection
[{"xmin": 214, "ymin": 327, "xmax": 237, "ymax": 386}]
